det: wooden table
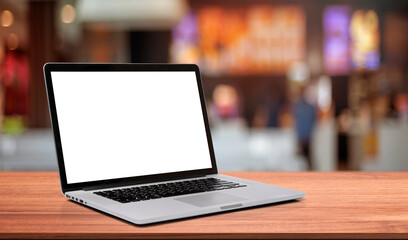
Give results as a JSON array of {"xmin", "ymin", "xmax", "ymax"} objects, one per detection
[{"xmin": 1, "ymin": 172, "xmax": 407, "ymax": 239}]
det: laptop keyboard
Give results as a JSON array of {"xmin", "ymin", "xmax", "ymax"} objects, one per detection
[{"xmin": 93, "ymin": 178, "xmax": 246, "ymax": 203}]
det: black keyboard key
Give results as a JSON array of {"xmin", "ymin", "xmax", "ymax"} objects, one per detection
[{"xmin": 93, "ymin": 178, "xmax": 246, "ymax": 203}]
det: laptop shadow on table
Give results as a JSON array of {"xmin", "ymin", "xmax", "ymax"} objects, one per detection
[{"xmin": 71, "ymin": 198, "xmax": 303, "ymax": 227}]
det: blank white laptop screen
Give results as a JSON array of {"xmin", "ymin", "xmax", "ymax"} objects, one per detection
[{"xmin": 50, "ymin": 71, "xmax": 212, "ymax": 184}]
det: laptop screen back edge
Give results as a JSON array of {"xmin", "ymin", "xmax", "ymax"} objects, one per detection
[{"xmin": 43, "ymin": 63, "xmax": 218, "ymax": 192}]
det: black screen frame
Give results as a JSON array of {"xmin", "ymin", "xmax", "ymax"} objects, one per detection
[{"xmin": 43, "ymin": 63, "xmax": 218, "ymax": 193}]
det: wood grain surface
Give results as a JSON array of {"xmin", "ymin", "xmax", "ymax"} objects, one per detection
[{"xmin": 0, "ymin": 171, "xmax": 407, "ymax": 239}]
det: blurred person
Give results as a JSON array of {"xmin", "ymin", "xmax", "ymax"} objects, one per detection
[
  {"xmin": 278, "ymin": 104, "xmax": 294, "ymax": 129},
  {"xmin": 209, "ymin": 84, "xmax": 241, "ymax": 125},
  {"xmin": 287, "ymin": 61, "xmax": 315, "ymax": 169},
  {"xmin": 338, "ymin": 108, "xmax": 353, "ymax": 133},
  {"xmin": 252, "ymin": 93, "xmax": 284, "ymax": 128},
  {"xmin": 267, "ymin": 89, "xmax": 285, "ymax": 128},
  {"xmin": 293, "ymin": 86, "xmax": 317, "ymax": 170},
  {"xmin": 316, "ymin": 75, "xmax": 334, "ymax": 122},
  {"xmin": 252, "ymin": 104, "xmax": 268, "ymax": 128}
]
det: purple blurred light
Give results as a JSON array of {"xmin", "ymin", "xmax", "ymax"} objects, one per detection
[
  {"xmin": 172, "ymin": 11, "xmax": 198, "ymax": 44},
  {"xmin": 323, "ymin": 5, "xmax": 351, "ymax": 75}
]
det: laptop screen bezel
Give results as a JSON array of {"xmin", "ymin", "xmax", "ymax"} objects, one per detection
[{"xmin": 43, "ymin": 63, "xmax": 218, "ymax": 193}]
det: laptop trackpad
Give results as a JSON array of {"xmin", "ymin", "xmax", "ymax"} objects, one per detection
[{"xmin": 175, "ymin": 192, "xmax": 245, "ymax": 207}]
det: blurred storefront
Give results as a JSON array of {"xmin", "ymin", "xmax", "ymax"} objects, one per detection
[{"xmin": 0, "ymin": 0, "xmax": 408, "ymax": 171}]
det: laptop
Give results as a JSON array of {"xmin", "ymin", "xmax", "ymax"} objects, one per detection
[{"xmin": 43, "ymin": 63, "xmax": 305, "ymax": 225}]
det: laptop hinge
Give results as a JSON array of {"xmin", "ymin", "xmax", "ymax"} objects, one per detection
[{"xmin": 82, "ymin": 173, "xmax": 209, "ymax": 191}]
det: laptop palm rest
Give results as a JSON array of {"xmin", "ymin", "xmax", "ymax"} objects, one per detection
[{"xmin": 175, "ymin": 192, "xmax": 245, "ymax": 207}]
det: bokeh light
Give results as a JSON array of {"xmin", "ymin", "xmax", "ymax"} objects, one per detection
[
  {"xmin": 61, "ymin": 4, "xmax": 76, "ymax": 24},
  {"xmin": 7, "ymin": 33, "xmax": 19, "ymax": 50},
  {"xmin": 1, "ymin": 10, "xmax": 14, "ymax": 27}
]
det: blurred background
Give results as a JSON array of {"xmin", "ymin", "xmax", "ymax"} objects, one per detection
[{"xmin": 0, "ymin": 0, "xmax": 407, "ymax": 172}]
